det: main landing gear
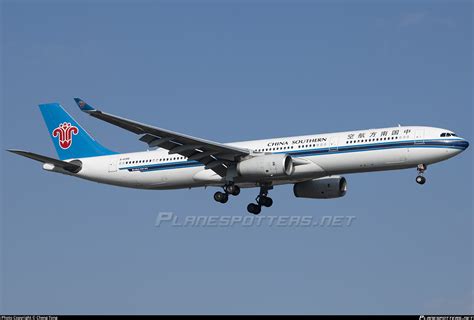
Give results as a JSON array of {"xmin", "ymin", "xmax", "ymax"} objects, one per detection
[
  {"xmin": 247, "ymin": 185, "xmax": 273, "ymax": 215},
  {"xmin": 416, "ymin": 164, "xmax": 427, "ymax": 185},
  {"xmin": 214, "ymin": 183, "xmax": 241, "ymax": 204},
  {"xmin": 213, "ymin": 183, "xmax": 273, "ymax": 215}
]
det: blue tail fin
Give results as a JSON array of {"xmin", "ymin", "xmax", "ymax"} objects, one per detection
[{"xmin": 39, "ymin": 103, "xmax": 116, "ymax": 160}]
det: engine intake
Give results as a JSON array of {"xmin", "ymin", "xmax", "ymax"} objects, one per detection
[
  {"xmin": 293, "ymin": 176, "xmax": 347, "ymax": 199},
  {"xmin": 237, "ymin": 154, "xmax": 294, "ymax": 179}
]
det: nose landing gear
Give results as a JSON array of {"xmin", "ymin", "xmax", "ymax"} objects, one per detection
[
  {"xmin": 415, "ymin": 175, "xmax": 426, "ymax": 185},
  {"xmin": 416, "ymin": 164, "xmax": 427, "ymax": 185}
]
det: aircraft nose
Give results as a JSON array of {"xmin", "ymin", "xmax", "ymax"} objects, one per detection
[
  {"xmin": 448, "ymin": 138, "xmax": 469, "ymax": 154},
  {"xmin": 456, "ymin": 138, "xmax": 469, "ymax": 151},
  {"xmin": 462, "ymin": 139, "xmax": 469, "ymax": 150}
]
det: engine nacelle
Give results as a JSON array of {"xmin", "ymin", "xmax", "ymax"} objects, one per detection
[
  {"xmin": 237, "ymin": 154, "xmax": 294, "ymax": 178},
  {"xmin": 293, "ymin": 176, "xmax": 347, "ymax": 199}
]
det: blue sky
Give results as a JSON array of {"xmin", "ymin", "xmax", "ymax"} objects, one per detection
[{"xmin": 1, "ymin": 0, "xmax": 472, "ymax": 314}]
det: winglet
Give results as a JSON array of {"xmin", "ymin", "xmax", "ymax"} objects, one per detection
[{"xmin": 74, "ymin": 98, "xmax": 96, "ymax": 113}]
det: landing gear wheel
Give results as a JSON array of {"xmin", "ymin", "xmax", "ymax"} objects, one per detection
[
  {"xmin": 247, "ymin": 203, "xmax": 261, "ymax": 215},
  {"xmin": 416, "ymin": 175, "xmax": 426, "ymax": 185},
  {"xmin": 415, "ymin": 164, "xmax": 427, "ymax": 185},
  {"xmin": 258, "ymin": 196, "xmax": 273, "ymax": 207},
  {"xmin": 247, "ymin": 184, "xmax": 273, "ymax": 213},
  {"xmin": 214, "ymin": 191, "xmax": 229, "ymax": 203},
  {"xmin": 225, "ymin": 184, "xmax": 240, "ymax": 196}
]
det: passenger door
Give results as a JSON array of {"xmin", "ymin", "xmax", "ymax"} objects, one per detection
[
  {"xmin": 414, "ymin": 129, "xmax": 425, "ymax": 144},
  {"xmin": 329, "ymin": 136, "xmax": 339, "ymax": 151},
  {"xmin": 108, "ymin": 157, "xmax": 118, "ymax": 173}
]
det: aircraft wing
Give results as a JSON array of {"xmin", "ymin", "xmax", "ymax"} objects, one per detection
[
  {"xmin": 7, "ymin": 149, "xmax": 82, "ymax": 173},
  {"xmin": 74, "ymin": 98, "xmax": 250, "ymax": 177}
]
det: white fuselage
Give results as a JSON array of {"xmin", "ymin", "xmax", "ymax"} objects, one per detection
[{"xmin": 63, "ymin": 126, "xmax": 468, "ymax": 190}]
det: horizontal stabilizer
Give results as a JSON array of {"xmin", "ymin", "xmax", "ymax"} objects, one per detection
[{"xmin": 7, "ymin": 149, "xmax": 82, "ymax": 173}]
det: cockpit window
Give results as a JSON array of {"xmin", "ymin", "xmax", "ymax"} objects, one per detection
[{"xmin": 441, "ymin": 132, "xmax": 457, "ymax": 137}]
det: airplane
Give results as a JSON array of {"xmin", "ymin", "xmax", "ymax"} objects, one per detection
[{"xmin": 8, "ymin": 99, "xmax": 469, "ymax": 214}]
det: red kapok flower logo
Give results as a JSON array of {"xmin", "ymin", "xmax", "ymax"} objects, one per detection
[{"xmin": 52, "ymin": 122, "xmax": 79, "ymax": 149}]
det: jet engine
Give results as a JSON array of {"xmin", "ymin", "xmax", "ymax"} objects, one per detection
[
  {"xmin": 237, "ymin": 154, "xmax": 294, "ymax": 179},
  {"xmin": 293, "ymin": 176, "xmax": 347, "ymax": 199}
]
